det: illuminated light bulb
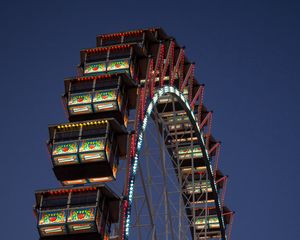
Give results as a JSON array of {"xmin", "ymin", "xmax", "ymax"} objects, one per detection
[{"xmin": 138, "ymin": 133, "xmax": 142, "ymax": 141}]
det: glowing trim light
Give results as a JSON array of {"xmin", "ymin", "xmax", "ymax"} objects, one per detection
[
  {"xmin": 62, "ymin": 179, "xmax": 87, "ymax": 185},
  {"xmin": 89, "ymin": 177, "xmax": 112, "ymax": 182}
]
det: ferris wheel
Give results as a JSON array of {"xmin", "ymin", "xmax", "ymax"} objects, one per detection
[{"xmin": 33, "ymin": 28, "xmax": 234, "ymax": 240}]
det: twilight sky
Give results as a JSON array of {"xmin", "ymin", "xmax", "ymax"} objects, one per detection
[{"xmin": 0, "ymin": 0, "xmax": 299, "ymax": 239}]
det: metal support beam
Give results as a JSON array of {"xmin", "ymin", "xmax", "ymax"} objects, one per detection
[{"xmin": 180, "ymin": 64, "xmax": 194, "ymax": 92}]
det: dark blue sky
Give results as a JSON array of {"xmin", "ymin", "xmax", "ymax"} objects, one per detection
[{"xmin": 0, "ymin": 0, "xmax": 299, "ymax": 239}]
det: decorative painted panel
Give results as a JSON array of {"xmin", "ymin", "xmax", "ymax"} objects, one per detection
[
  {"xmin": 107, "ymin": 59, "xmax": 129, "ymax": 71},
  {"xmin": 93, "ymin": 89, "xmax": 117, "ymax": 103},
  {"xmin": 84, "ymin": 62, "xmax": 106, "ymax": 74},
  {"xmin": 67, "ymin": 208, "xmax": 96, "ymax": 222},
  {"xmin": 39, "ymin": 211, "xmax": 66, "ymax": 225},
  {"xmin": 52, "ymin": 142, "xmax": 78, "ymax": 155},
  {"xmin": 79, "ymin": 139, "xmax": 105, "ymax": 152},
  {"xmin": 68, "ymin": 93, "xmax": 92, "ymax": 106}
]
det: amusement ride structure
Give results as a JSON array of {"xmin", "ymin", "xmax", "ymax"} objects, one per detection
[{"xmin": 33, "ymin": 28, "xmax": 234, "ymax": 240}]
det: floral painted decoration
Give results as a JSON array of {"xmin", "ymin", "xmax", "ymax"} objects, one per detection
[
  {"xmin": 39, "ymin": 211, "xmax": 66, "ymax": 225},
  {"xmin": 52, "ymin": 142, "xmax": 78, "ymax": 155},
  {"xmin": 84, "ymin": 62, "xmax": 106, "ymax": 74},
  {"xmin": 79, "ymin": 139, "xmax": 104, "ymax": 152},
  {"xmin": 93, "ymin": 90, "xmax": 117, "ymax": 103},
  {"xmin": 107, "ymin": 60, "xmax": 129, "ymax": 71},
  {"xmin": 68, "ymin": 208, "xmax": 95, "ymax": 222},
  {"xmin": 68, "ymin": 93, "xmax": 92, "ymax": 106}
]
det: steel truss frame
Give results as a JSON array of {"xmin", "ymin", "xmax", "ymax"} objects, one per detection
[
  {"xmin": 120, "ymin": 86, "xmax": 228, "ymax": 240},
  {"xmin": 107, "ymin": 38, "xmax": 234, "ymax": 240}
]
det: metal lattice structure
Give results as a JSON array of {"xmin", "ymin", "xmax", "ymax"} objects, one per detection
[{"xmin": 33, "ymin": 28, "xmax": 234, "ymax": 240}]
